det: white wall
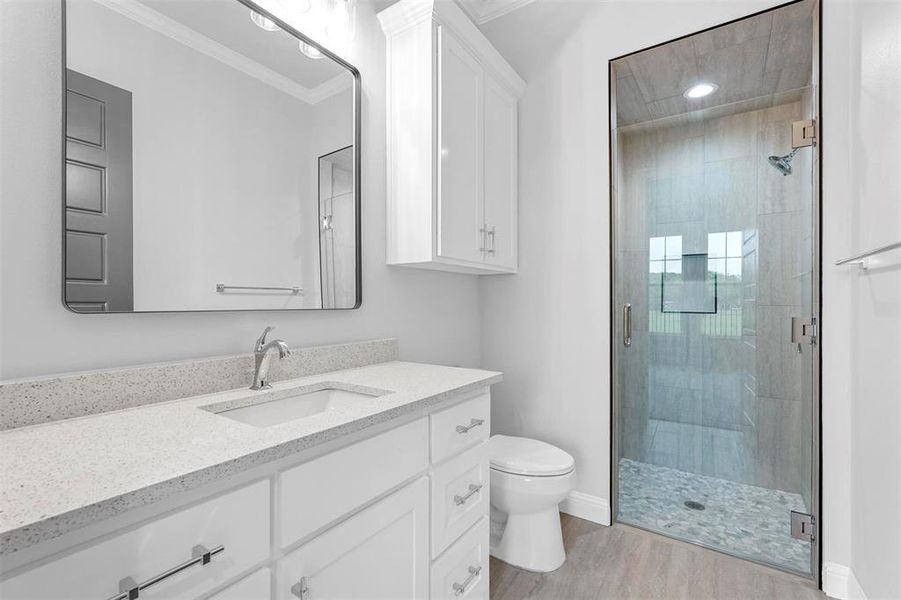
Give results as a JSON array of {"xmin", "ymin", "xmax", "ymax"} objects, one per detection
[
  {"xmin": 0, "ymin": 0, "xmax": 482, "ymax": 378},
  {"xmin": 842, "ymin": 1, "xmax": 901, "ymax": 598},
  {"xmin": 481, "ymin": 1, "xmax": 898, "ymax": 592}
]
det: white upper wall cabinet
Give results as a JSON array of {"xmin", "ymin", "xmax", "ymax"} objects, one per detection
[{"xmin": 379, "ymin": 0, "xmax": 525, "ymax": 274}]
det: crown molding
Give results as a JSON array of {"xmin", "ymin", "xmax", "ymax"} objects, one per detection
[
  {"xmin": 307, "ymin": 72, "xmax": 354, "ymax": 104},
  {"xmin": 376, "ymin": 0, "xmax": 435, "ymax": 36},
  {"xmin": 92, "ymin": 0, "xmax": 347, "ymax": 105},
  {"xmin": 378, "ymin": 0, "xmax": 525, "ymax": 96},
  {"xmin": 455, "ymin": 0, "xmax": 537, "ymax": 25}
]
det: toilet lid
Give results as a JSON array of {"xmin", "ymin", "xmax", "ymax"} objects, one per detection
[{"xmin": 488, "ymin": 435, "xmax": 575, "ymax": 476}]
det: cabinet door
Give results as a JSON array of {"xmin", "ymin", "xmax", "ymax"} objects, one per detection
[
  {"xmin": 277, "ymin": 477, "xmax": 429, "ymax": 600},
  {"xmin": 483, "ymin": 75, "xmax": 518, "ymax": 271},
  {"xmin": 437, "ymin": 27, "xmax": 484, "ymax": 265}
]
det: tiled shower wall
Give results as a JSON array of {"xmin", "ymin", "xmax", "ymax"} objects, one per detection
[{"xmin": 617, "ymin": 95, "xmax": 813, "ymax": 504}]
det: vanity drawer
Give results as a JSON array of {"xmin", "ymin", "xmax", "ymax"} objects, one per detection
[
  {"xmin": 0, "ymin": 480, "xmax": 269, "ymax": 600},
  {"xmin": 280, "ymin": 417, "xmax": 429, "ymax": 546},
  {"xmin": 208, "ymin": 568, "xmax": 271, "ymax": 600},
  {"xmin": 430, "ymin": 391, "xmax": 490, "ymax": 464},
  {"xmin": 430, "ymin": 518, "xmax": 489, "ymax": 600},
  {"xmin": 430, "ymin": 442, "xmax": 490, "ymax": 558}
]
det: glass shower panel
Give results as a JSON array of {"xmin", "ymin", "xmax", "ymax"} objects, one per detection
[
  {"xmin": 612, "ymin": 0, "xmax": 819, "ymax": 577},
  {"xmin": 319, "ymin": 146, "xmax": 356, "ymax": 309}
]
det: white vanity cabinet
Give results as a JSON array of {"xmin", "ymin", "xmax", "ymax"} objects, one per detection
[
  {"xmin": 0, "ymin": 389, "xmax": 492, "ymax": 600},
  {"xmin": 379, "ymin": 0, "xmax": 524, "ymax": 275}
]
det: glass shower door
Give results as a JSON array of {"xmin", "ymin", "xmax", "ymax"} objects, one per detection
[{"xmin": 611, "ymin": 0, "xmax": 820, "ymax": 577}]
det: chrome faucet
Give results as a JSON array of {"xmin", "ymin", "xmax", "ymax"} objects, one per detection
[{"xmin": 251, "ymin": 326, "xmax": 290, "ymax": 390}]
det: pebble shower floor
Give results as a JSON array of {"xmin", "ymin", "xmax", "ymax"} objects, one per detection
[{"xmin": 617, "ymin": 458, "xmax": 811, "ymax": 574}]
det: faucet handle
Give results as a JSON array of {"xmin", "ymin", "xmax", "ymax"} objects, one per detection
[{"xmin": 255, "ymin": 326, "xmax": 274, "ymax": 351}]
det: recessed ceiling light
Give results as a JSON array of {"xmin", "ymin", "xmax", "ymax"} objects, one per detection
[
  {"xmin": 299, "ymin": 41, "xmax": 325, "ymax": 60},
  {"xmin": 684, "ymin": 82, "xmax": 718, "ymax": 99},
  {"xmin": 250, "ymin": 10, "xmax": 281, "ymax": 32}
]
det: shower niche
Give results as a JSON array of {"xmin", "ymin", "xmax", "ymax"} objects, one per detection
[{"xmin": 610, "ymin": 0, "xmax": 821, "ymax": 578}]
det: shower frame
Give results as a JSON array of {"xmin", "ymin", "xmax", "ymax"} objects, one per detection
[{"xmin": 607, "ymin": 0, "xmax": 823, "ymax": 584}]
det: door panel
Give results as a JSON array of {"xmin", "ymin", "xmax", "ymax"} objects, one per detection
[
  {"xmin": 65, "ymin": 69, "xmax": 133, "ymax": 312},
  {"xmin": 482, "ymin": 77, "xmax": 517, "ymax": 270},
  {"xmin": 277, "ymin": 477, "xmax": 429, "ymax": 600},
  {"xmin": 437, "ymin": 28, "xmax": 483, "ymax": 264}
]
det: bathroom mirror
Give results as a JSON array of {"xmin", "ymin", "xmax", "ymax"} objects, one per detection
[{"xmin": 62, "ymin": 0, "xmax": 361, "ymax": 312}]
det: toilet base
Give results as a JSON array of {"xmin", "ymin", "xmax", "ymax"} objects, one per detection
[{"xmin": 490, "ymin": 506, "xmax": 566, "ymax": 572}]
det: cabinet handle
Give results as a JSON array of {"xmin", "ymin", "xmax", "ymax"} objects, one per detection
[
  {"xmin": 455, "ymin": 418, "xmax": 485, "ymax": 434},
  {"xmin": 452, "ymin": 565, "xmax": 483, "ymax": 596},
  {"xmin": 479, "ymin": 226, "xmax": 489, "ymax": 252},
  {"xmin": 623, "ymin": 303, "xmax": 632, "ymax": 348},
  {"xmin": 291, "ymin": 576, "xmax": 310, "ymax": 599},
  {"xmin": 107, "ymin": 544, "xmax": 224, "ymax": 600},
  {"xmin": 487, "ymin": 226, "xmax": 496, "ymax": 255},
  {"xmin": 454, "ymin": 483, "xmax": 483, "ymax": 506}
]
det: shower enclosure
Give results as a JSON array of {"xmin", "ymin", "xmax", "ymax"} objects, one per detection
[
  {"xmin": 319, "ymin": 146, "xmax": 357, "ymax": 309},
  {"xmin": 610, "ymin": 0, "xmax": 820, "ymax": 577}
]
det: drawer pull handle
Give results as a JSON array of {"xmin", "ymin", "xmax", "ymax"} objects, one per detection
[
  {"xmin": 291, "ymin": 576, "xmax": 310, "ymax": 599},
  {"xmin": 454, "ymin": 483, "xmax": 483, "ymax": 506},
  {"xmin": 455, "ymin": 418, "xmax": 485, "ymax": 434},
  {"xmin": 452, "ymin": 565, "xmax": 483, "ymax": 596},
  {"xmin": 106, "ymin": 544, "xmax": 224, "ymax": 600}
]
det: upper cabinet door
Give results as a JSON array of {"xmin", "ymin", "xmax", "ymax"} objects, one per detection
[
  {"xmin": 437, "ymin": 28, "xmax": 484, "ymax": 265},
  {"xmin": 483, "ymin": 76, "xmax": 518, "ymax": 271},
  {"xmin": 379, "ymin": 0, "xmax": 524, "ymax": 274}
]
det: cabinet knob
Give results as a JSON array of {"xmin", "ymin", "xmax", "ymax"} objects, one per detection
[
  {"xmin": 452, "ymin": 565, "xmax": 483, "ymax": 596},
  {"xmin": 106, "ymin": 544, "xmax": 224, "ymax": 600},
  {"xmin": 454, "ymin": 483, "xmax": 483, "ymax": 506},
  {"xmin": 455, "ymin": 418, "xmax": 485, "ymax": 434},
  {"xmin": 479, "ymin": 225, "xmax": 496, "ymax": 254},
  {"xmin": 291, "ymin": 576, "xmax": 310, "ymax": 599}
]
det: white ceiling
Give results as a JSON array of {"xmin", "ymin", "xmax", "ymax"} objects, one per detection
[
  {"xmin": 478, "ymin": 0, "xmax": 596, "ymax": 80},
  {"xmin": 613, "ymin": 0, "xmax": 815, "ymax": 126}
]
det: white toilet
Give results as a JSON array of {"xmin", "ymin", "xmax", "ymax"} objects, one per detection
[{"xmin": 488, "ymin": 435, "xmax": 576, "ymax": 572}]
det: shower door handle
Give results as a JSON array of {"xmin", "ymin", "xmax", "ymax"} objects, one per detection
[{"xmin": 623, "ymin": 303, "xmax": 632, "ymax": 347}]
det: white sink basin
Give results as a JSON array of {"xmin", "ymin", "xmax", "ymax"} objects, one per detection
[{"xmin": 209, "ymin": 385, "xmax": 386, "ymax": 428}]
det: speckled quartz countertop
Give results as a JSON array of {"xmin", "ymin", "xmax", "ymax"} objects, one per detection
[{"xmin": 0, "ymin": 361, "xmax": 501, "ymax": 556}]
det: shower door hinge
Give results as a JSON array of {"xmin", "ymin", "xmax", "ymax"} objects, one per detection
[
  {"xmin": 793, "ymin": 120, "xmax": 816, "ymax": 148},
  {"xmin": 791, "ymin": 511, "xmax": 816, "ymax": 542},
  {"xmin": 791, "ymin": 317, "xmax": 817, "ymax": 345}
]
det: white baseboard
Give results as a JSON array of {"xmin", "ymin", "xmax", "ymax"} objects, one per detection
[
  {"xmin": 823, "ymin": 562, "xmax": 867, "ymax": 600},
  {"xmin": 559, "ymin": 491, "xmax": 611, "ymax": 526}
]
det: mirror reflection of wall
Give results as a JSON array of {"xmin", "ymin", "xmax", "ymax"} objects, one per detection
[{"xmin": 63, "ymin": 0, "xmax": 359, "ymax": 312}]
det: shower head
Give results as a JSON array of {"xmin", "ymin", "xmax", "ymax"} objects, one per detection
[{"xmin": 768, "ymin": 148, "xmax": 799, "ymax": 176}]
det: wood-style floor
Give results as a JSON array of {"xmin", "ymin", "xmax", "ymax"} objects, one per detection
[{"xmin": 489, "ymin": 514, "xmax": 828, "ymax": 600}]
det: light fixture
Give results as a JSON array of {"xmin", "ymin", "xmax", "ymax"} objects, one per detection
[
  {"xmin": 299, "ymin": 41, "xmax": 324, "ymax": 60},
  {"xmin": 248, "ymin": 0, "xmax": 356, "ymax": 59},
  {"xmin": 683, "ymin": 82, "xmax": 718, "ymax": 99},
  {"xmin": 250, "ymin": 10, "xmax": 281, "ymax": 32}
]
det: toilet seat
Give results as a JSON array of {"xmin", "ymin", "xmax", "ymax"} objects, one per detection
[{"xmin": 489, "ymin": 435, "xmax": 575, "ymax": 477}]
